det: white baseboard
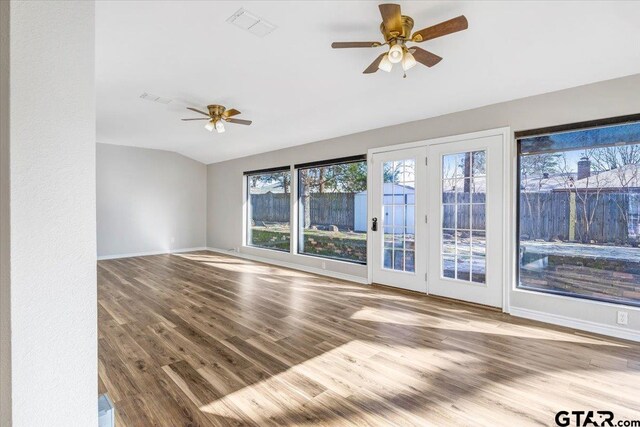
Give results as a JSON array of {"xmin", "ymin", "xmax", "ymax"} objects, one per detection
[
  {"xmin": 97, "ymin": 247, "xmax": 208, "ymax": 261},
  {"xmin": 205, "ymin": 247, "xmax": 369, "ymax": 285},
  {"xmin": 509, "ymin": 306, "xmax": 640, "ymax": 342}
]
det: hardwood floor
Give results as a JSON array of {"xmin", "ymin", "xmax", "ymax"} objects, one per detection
[{"xmin": 98, "ymin": 251, "xmax": 640, "ymax": 427}]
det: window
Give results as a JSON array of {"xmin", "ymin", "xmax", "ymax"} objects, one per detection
[
  {"xmin": 246, "ymin": 168, "xmax": 291, "ymax": 252},
  {"xmin": 517, "ymin": 118, "xmax": 640, "ymax": 306},
  {"xmin": 441, "ymin": 150, "xmax": 486, "ymax": 283},
  {"xmin": 382, "ymin": 159, "xmax": 415, "ymax": 272},
  {"xmin": 297, "ymin": 156, "xmax": 367, "ymax": 264}
]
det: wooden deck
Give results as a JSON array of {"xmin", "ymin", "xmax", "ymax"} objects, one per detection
[{"xmin": 98, "ymin": 251, "xmax": 640, "ymax": 426}]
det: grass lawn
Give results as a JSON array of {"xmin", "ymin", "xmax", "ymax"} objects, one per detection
[{"xmin": 250, "ymin": 226, "xmax": 367, "ymax": 263}]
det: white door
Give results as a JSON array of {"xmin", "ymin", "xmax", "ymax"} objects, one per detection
[
  {"xmin": 371, "ymin": 147, "xmax": 427, "ymax": 292},
  {"xmin": 427, "ymin": 135, "xmax": 504, "ymax": 307}
]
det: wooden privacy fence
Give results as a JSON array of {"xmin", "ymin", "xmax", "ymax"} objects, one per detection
[
  {"xmin": 251, "ymin": 191, "xmax": 640, "ymax": 243},
  {"xmin": 441, "ymin": 191, "xmax": 640, "ymax": 244},
  {"xmin": 519, "ymin": 192, "xmax": 640, "ymax": 244},
  {"xmin": 250, "ymin": 193, "xmax": 290, "ymax": 223},
  {"xmin": 250, "ymin": 192, "xmax": 356, "ymax": 230}
]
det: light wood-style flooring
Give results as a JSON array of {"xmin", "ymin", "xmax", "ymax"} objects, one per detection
[{"xmin": 98, "ymin": 251, "xmax": 640, "ymax": 426}]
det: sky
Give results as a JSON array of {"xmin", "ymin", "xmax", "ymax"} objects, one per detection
[{"xmin": 520, "ymin": 121, "xmax": 640, "ymax": 172}]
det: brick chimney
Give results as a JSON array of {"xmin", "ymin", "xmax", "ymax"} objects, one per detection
[{"xmin": 577, "ymin": 156, "xmax": 591, "ymax": 180}]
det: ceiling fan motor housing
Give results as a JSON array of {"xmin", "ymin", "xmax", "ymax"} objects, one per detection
[
  {"xmin": 207, "ymin": 104, "xmax": 226, "ymax": 118},
  {"xmin": 380, "ymin": 15, "xmax": 414, "ymax": 42}
]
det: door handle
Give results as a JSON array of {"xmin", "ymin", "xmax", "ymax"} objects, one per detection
[{"xmin": 371, "ymin": 217, "xmax": 378, "ymax": 231}]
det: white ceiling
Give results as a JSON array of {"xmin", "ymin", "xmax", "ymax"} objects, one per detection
[{"xmin": 96, "ymin": 1, "xmax": 640, "ymax": 164}]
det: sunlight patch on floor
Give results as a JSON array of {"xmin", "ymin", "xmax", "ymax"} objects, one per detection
[
  {"xmin": 349, "ymin": 306, "xmax": 629, "ymax": 347},
  {"xmin": 177, "ymin": 253, "xmax": 316, "ymax": 278},
  {"xmin": 331, "ymin": 290, "xmax": 417, "ymax": 302},
  {"xmin": 257, "ymin": 275, "xmax": 286, "ymax": 284},
  {"xmin": 176, "ymin": 254, "xmax": 251, "ymax": 264},
  {"xmin": 198, "ymin": 339, "xmax": 443, "ymax": 425},
  {"xmin": 197, "ymin": 261, "xmax": 314, "ymax": 277}
]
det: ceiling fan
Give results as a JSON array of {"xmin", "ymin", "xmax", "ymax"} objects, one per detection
[
  {"xmin": 181, "ymin": 104, "xmax": 252, "ymax": 133},
  {"xmin": 331, "ymin": 3, "xmax": 468, "ymax": 76}
]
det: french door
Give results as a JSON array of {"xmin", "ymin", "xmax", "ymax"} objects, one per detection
[
  {"xmin": 426, "ymin": 135, "xmax": 504, "ymax": 307},
  {"xmin": 370, "ymin": 147, "xmax": 427, "ymax": 292},
  {"xmin": 370, "ymin": 132, "xmax": 505, "ymax": 308}
]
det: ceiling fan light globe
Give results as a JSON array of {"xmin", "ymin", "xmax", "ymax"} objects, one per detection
[
  {"xmin": 215, "ymin": 120, "xmax": 225, "ymax": 133},
  {"xmin": 378, "ymin": 54, "xmax": 393, "ymax": 72},
  {"xmin": 401, "ymin": 51, "xmax": 417, "ymax": 71},
  {"xmin": 388, "ymin": 43, "xmax": 403, "ymax": 63},
  {"xmin": 204, "ymin": 120, "xmax": 215, "ymax": 132}
]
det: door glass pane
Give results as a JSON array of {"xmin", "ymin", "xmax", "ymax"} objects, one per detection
[
  {"xmin": 441, "ymin": 150, "xmax": 486, "ymax": 284},
  {"xmin": 382, "ymin": 159, "xmax": 415, "ymax": 273},
  {"xmin": 383, "ymin": 249, "xmax": 393, "ymax": 269},
  {"xmin": 443, "ymin": 255, "xmax": 455, "ymax": 278}
]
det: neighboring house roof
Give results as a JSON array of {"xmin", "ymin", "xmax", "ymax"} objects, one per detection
[
  {"xmin": 571, "ymin": 164, "xmax": 640, "ymax": 189},
  {"xmin": 553, "ymin": 164, "xmax": 640, "ymax": 191},
  {"xmin": 357, "ymin": 183, "xmax": 414, "ymax": 196},
  {"xmin": 250, "ymin": 182, "xmax": 287, "ymax": 194},
  {"xmin": 520, "ymin": 173, "xmax": 576, "ymax": 192}
]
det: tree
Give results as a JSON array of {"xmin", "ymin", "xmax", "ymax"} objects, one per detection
[
  {"xmin": 250, "ymin": 171, "xmax": 290, "ymax": 194},
  {"xmin": 300, "ymin": 162, "xmax": 368, "ymax": 228},
  {"xmin": 585, "ymin": 146, "xmax": 640, "ymax": 243},
  {"xmin": 556, "ymin": 153, "xmax": 605, "ymax": 243},
  {"xmin": 584, "ymin": 145, "xmax": 640, "ymax": 171},
  {"xmin": 519, "ymin": 153, "xmax": 562, "ymax": 239},
  {"xmin": 383, "ymin": 162, "xmax": 402, "ymax": 183},
  {"xmin": 520, "ymin": 153, "xmax": 562, "ymax": 179}
]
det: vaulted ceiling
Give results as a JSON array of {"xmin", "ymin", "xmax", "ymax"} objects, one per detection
[{"xmin": 96, "ymin": 1, "xmax": 640, "ymax": 164}]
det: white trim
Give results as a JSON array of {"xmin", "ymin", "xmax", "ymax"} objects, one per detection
[
  {"xmin": 290, "ymin": 165, "xmax": 298, "ymax": 256},
  {"xmin": 241, "ymin": 174, "xmax": 248, "ymax": 248},
  {"xmin": 509, "ymin": 306, "xmax": 640, "ymax": 342},
  {"xmin": 366, "ymin": 155, "xmax": 374, "ymax": 284},
  {"xmin": 503, "ymin": 128, "xmax": 516, "ymax": 314},
  {"xmin": 206, "ymin": 247, "xmax": 369, "ymax": 285},
  {"xmin": 367, "ymin": 127, "xmax": 512, "ymax": 156},
  {"xmin": 97, "ymin": 247, "xmax": 208, "ymax": 261}
]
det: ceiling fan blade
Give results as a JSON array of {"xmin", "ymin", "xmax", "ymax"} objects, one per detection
[
  {"xmin": 226, "ymin": 118, "xmax": 252, "ymax": 125},
  {"xmin": 363, "ymin": 53, "xmax": 386, "ymax": 74},
  {"xmin": 379, "ymin": 4, "xmax": 402, "ymax": 33},
  {"xmin": 331, "ymin": 41, "xmax": 381, "ymax": 49},
  {"xmin": 223, "ymin": 108, "xmax": 241, "ymax": 118},
  {"xmin": 409, "ymin": 47, "xmax": 442, "ymax": 67},
  {"xmin": 412, "ymin": 15, "xmax": 468, "ymax": 42},
  {"xmin": 186, "ymin": 107, "xmax": 211, "ymax": 117},
  {"xmin": 181, "ymin": 118, "xmax": 210, "ymax": 121}
]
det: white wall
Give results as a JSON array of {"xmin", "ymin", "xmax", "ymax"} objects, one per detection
[
  {"xmin": 0, "ymin": 2, "xmax": 97, "ymax": 426},
  {"xmin": 207, "ymin": 73, "xmax": 640, "ymax": 341},
  {"xmin": 97, "ymin": 143, "xmax": 207, "ymax": 258}
]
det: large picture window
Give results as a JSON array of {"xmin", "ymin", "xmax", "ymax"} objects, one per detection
[
  {"xmin": 517, "ymin": 118, "xmax": 640, "ymax": 306},
  {"xmin": 246, "ymin": 167, "xmax": 291, "ymax": 252},
  {"xmin": 297, "ymin": 156, "xmax": 367, "ymax": 264}
]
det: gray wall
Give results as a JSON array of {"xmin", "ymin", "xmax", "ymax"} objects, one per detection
[
  {"xmin": 97, "ymin": 143, "xmax": 206, "ymax": 258},
  {"xmin": 208, "ymin": 73, "xmax": 640, "ymax": 251},
  {"xmin": 207, "ymin": 73, "xmax": 640, "ymax": 338}
]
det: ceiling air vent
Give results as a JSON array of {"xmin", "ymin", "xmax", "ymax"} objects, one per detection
[
  {"xmin": 139, "ymin": 92, "xmax": 172, "ymax": 104},
  {"xmin": 227, "ymin": 8, "xmax": 276, "ymax": 37}
]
